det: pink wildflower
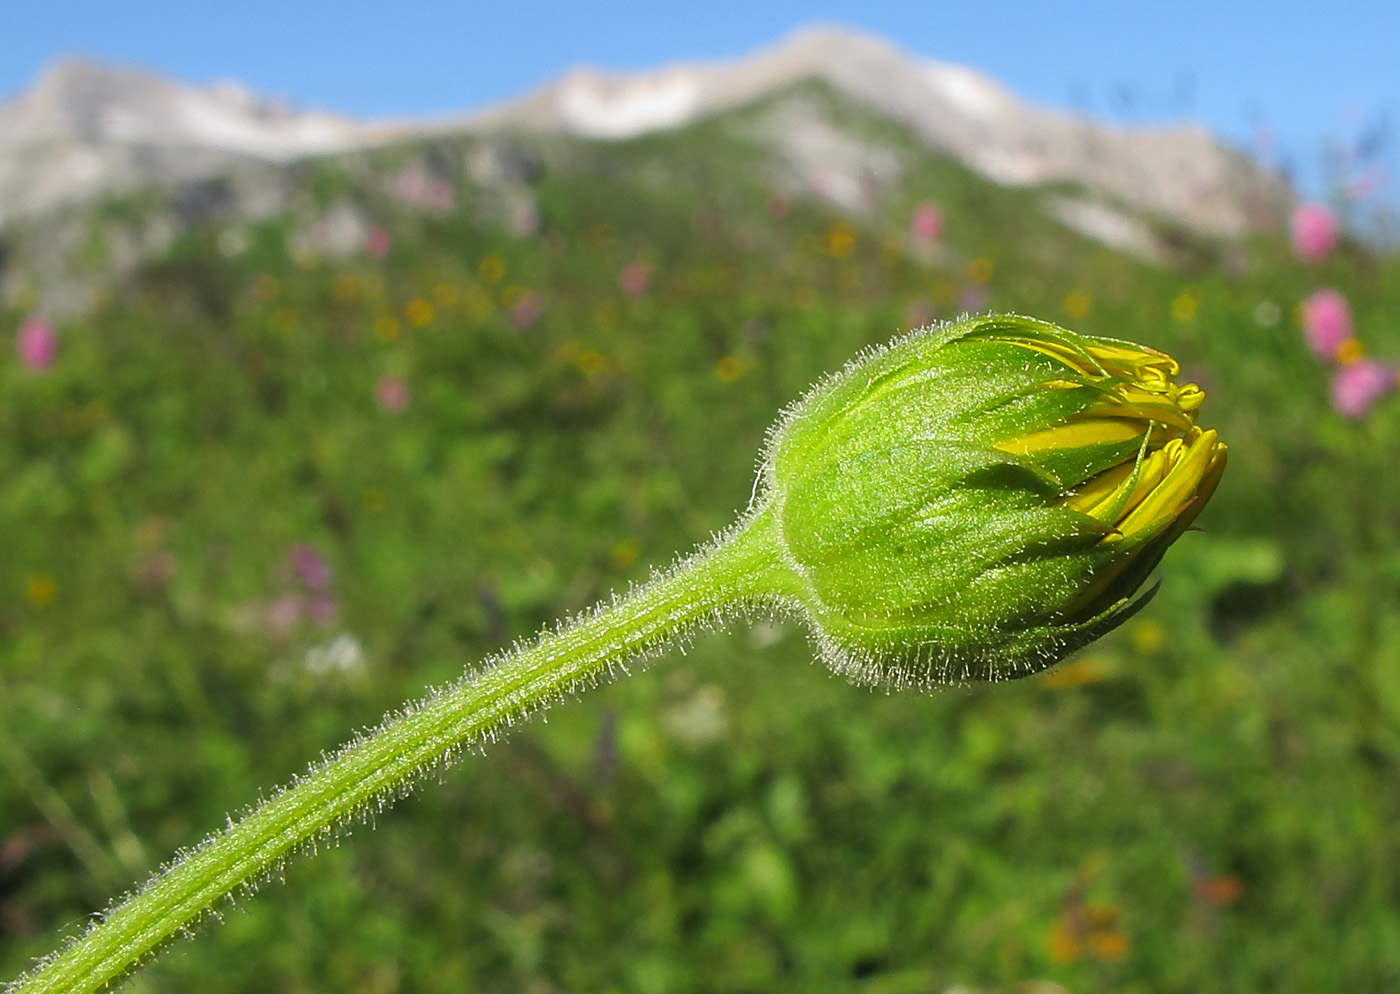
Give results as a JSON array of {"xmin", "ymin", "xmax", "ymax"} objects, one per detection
[
  {"xmin": 306, "ymin": 593, "xmax": 340, "ymax": 627},
  {"xmin": 509, "ymin": 292, "xmax": 543, "ymax": 329},
  {"xmin": 910, "ymin": 203, "xmax": 942, "ymax": 243},
  {"xmin": 365, "ymin": 226, "xmax": 392, "ymax": 260},
  {"xmin": 1301, "ymin": 289, "xmax": 1352, "ymax": 359},
  {"xmin": 1290, "ymin": 203, "xmax": 1338, "ymax": 262},
  {"xmin": 619, "ymin": 259, "xmax": 651, "ymax": 299},
  {"xmin": 1330, "ymin": 360, "xmax": 1393, "ymax": 419},
  {"xmin": 16, "ymin": 317, "xmax": 56, "ymax": 371},
  {"xmin": 289, "ymin": 543, "xmax": 333, "ymax": 592},
  {"xmin": 375, "ymin": 374, "xmax": 410, "ymax": 413}
]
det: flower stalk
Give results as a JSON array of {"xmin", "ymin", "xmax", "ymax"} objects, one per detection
[
  {"xmin": 8, "ymin": 314, "xmax": 1224, "ymax": 993},
  {"xmin": 9, "ymin": 515, "xmax": 790, "ymax": 994}
]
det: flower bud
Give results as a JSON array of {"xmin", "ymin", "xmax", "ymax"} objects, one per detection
[{"xmin": 756, "ymin": 314, "xmax": 1225, "ymax": 687}]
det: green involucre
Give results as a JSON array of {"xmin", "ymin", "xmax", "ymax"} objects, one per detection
[{"xmin": 755, "ymin": 313, "xmax": 1220, "ymax": 687}]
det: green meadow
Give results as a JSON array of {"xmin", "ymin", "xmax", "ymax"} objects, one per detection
[{"xmin": 4, "ymin": 90, "xmax": 1400, "ymax": 991}]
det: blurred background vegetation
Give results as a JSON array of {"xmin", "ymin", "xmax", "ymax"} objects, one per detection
[{"xmin": 3, "ymin": 81, "xmax": 1400, "ymax": 993}]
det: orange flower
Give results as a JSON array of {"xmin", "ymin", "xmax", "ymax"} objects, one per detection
[{"xmin": 1195, "ymin": 875, "xmax": 1243, "ymax": 908}]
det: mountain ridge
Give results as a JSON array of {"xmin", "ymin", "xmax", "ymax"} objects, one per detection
[
  {"xmin": 0, "ymin": 26, "xmax": 1287, "ymax": 239},
  {"xmin": 467, "ymin": 26, "xmax": 1286, "ymax": 239}
]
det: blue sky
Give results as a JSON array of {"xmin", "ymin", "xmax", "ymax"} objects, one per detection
[{"xmin": 2, "ymin": 0, "xmax": 1394, "ymax": 201}]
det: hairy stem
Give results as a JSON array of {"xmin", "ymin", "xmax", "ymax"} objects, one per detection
[{"xmin": 11, "ymin": 507, "xmax": 789, "ymax": 994}]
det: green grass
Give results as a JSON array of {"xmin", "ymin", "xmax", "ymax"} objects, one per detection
[{"xmin": 3, "ymin": 93, "xmax": 1400, "ymax": 992}]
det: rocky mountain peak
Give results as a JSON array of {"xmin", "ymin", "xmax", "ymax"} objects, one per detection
[
  {"xmin": 468, "ymin": 25, "xmax": 1286, "ymax": 240},
  {"xmin": 0, "ymin": 28, "xmax": 1288, "ymax": 242}
]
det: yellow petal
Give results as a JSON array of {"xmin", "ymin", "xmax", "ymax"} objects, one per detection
[
  {"xmin": 1175, "ymin": 383, "xmax": 1205, "ymax": 415},
  {"xmin": 1114, "ymin": 429, "xmax": 1223, "ymax": 541},
  {"xmin": 1062, "ymin": 460, "xmax": 1137, "ymax": 516},
  {"xmin": 999, "ymin": 418, "xmax": 1147, "ymax": 456},
  {"xmin": 1158, "ymin": 434, "xmax": 1227, "ymax": 540},
  {"xmin": 1009, "ymin": 338, "xmax": 1179, "ymax": 382},
  {"xmin": 1081, "ymin": 382, "xmax": 1201, "ymax": 431}
]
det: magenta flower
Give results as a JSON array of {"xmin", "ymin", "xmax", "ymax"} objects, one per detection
[
  {"xmin": 910, "ymin": 202, "xmax": 942, "ymax": 243},
  {"xmin": 16, "ymin": 317, "xmax": 57, "ymax": 371},
  {"xmin": 509, "ymin": 292, "xmax": 543, "ymax": 329},
  {"xmin": 365, "ymin": 226, "xmax": 392, "ymax": 260},
  {"xmin": 1290, "ymin": 203, "xmax": 1338, "ymax": 262},
  {"xmin": 375, "ymin": 374, "xmax": 410, "ymax": 413},
  {"xmin": 619, "ymin": 259, "xmax": 651, "ymax": 298},
  {"xmin": 1330, "ymin": 360, "xmax": 1394, "ymax": 419},
  {"xmin": 305, "ymin": 593, "xmax": 340, "ymax": 627},
  {"xmin": 1301, "ymin": 289, "xmax": 1353, "ymax": 359},
  {"xmin": 289, "ymin": 543, "xmax": 333, "ymax": 592}
]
